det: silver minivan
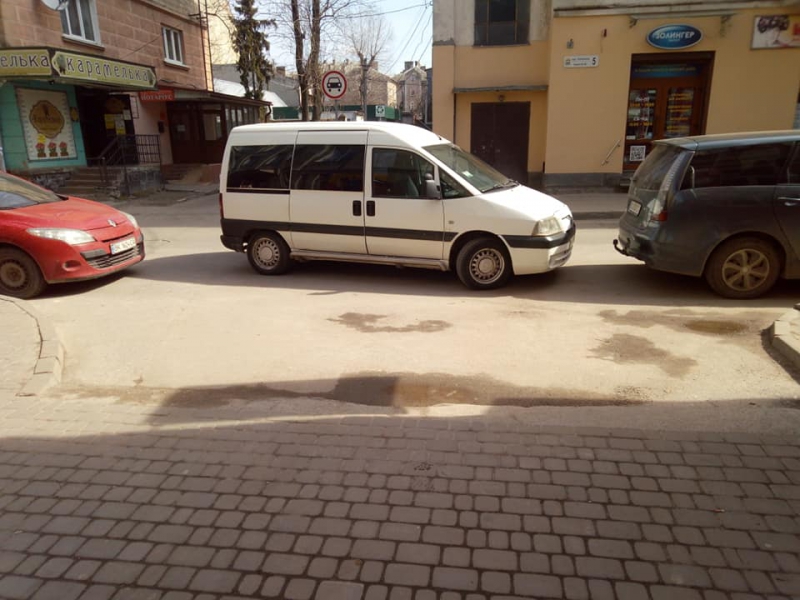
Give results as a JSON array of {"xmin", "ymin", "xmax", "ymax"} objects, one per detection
[{"xmin": 614, "ymin": 131, "xmax": 800, "ymax": 299}]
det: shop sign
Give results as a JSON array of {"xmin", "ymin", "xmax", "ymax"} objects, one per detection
[
  {"xmin": 647, "ymin": 24, "xmax": 703, "ymax": 50},
  {"xmin": 0, "ymin": 49, "xmax": 52, "ymax": 77},
  {"xmin": 16, "ymin": 88, "xmax": 77, "ymax": 161},
  {"xmin": 752, "ymin": 15, "xmax": 800, "ymax": 49},
  {"xmin": 563, "ymin": 55, "xmax": 599, "ymax": 68},
  {"xmin": 52, "ymin": 51, "xmax": 156, "ymax": 89},
  {"xmin": 139, "ymin": 89, "xmax": 175, "ymax": 102}
]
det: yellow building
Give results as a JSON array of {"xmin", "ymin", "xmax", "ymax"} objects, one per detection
[{"xmin": 432, "ymin": 0, "xmax": 800, "ymax": 190}]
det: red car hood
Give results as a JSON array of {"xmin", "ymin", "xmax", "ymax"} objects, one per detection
[{"xmin": 13, "ymin": 197, "xmax": 129, "ymax": 231}]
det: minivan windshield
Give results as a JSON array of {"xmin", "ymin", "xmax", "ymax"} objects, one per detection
[
  {"xmin": 423, "ymin": 143, "xmax": 515, "ymax": 193},
  {"xmin": 631, "ymin": 144, "xmax": 684, "ymax": 191},
  {"xmin": 0, "ymin": 174, "xmax": 62, "ymax": 209}
]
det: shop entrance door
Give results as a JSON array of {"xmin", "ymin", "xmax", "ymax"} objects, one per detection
[
  {"xmin": 624, "ymin": 55, "xmax": 712, "ymax": 172},
  {"xmin": 470, "ymin": 102, "xmax": 530, "ymax": 184},
  {"xmin": 77, "ymin": 90, "xmax": 135, "ymax": 160}
]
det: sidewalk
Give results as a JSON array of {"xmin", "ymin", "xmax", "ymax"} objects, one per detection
[{"xmin": 0, "ymin": 393, "xmax": 798, "ymax": 600}]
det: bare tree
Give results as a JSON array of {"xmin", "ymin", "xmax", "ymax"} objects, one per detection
[
  {"xmin": 268, "ymin": 0, "xmax": 364, "ymax": 120},
  {"xmin": 344, "ymin": 15, "xmax": 390, "ymax": 117}
]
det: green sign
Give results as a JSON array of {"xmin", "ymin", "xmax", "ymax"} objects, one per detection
[
  {"xmin": 0, "ymin": 49, "xmax": 52, "ymax": 77},
  {"xmin": 51, "ymin": 51, "xmax": 156, "ymax": 89}
]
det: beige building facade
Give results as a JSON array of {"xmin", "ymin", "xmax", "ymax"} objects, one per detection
[{"xmin": 433, "ymin": 0, "xmax": 800, "ymax": 189}]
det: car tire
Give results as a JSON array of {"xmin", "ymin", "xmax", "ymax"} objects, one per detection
[
  {"xmin": 0, "ymin": 248, "xmax": 47, "ymax": 299},
  {"xmin": 704, "ymin": 237, "xmax": 781, "ymax": 299},
  {"xmin": 455, "ymin": 237, "xmax": 512, "ymax": 290},
  {"xmin": 246, "ymin": 232, "xmax": 291, "ymax": 275}
]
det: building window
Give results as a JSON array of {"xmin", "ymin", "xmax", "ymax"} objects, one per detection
[
  {"xmin": 163, "ymin": 27, "xmax": 185, "ymax": 65},
  {"xmin": 474, "ymin": 0, "xmax": 529, "ymax": 46},
  {"xmin": 60, "ymin": 0, "xmax": 100, "ymax": 44}
]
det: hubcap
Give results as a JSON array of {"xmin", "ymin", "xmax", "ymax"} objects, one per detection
[
  {"xmin": 0, "ymin": 260, "xmax": 26, "ymax": 290},
  {"xmin": 722, "ymin": 249, "xmax": 769, "ymax": 292},
  {"xmin": 253, "ymin": 238, "xmax": 280, "ymax": 269},
  {"xmin": 469, "ymin": 248, "xmax": 504, "ymax": 284}
]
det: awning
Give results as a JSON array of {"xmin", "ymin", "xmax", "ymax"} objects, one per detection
[
  {"xmin": 453, "ymin": 84, "xmax": 548, "ymax": 93},
  {"xmin": 0, "ymin": 47, "xmax": 156, "ymax": 90},
  {"xmin": 151, "ymin": 82, "xmax": 270, "ymax": 107}
]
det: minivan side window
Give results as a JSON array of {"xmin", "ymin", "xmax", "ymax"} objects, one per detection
[
  {"xmin": 440, "ymin": 171, "xmax": 469, "ymax": 199},
  {"xmin": 292, "ymin": 145, "xmax": 365, "ymax": 192},
  {"xmin": 785, "ymin": 144, "xmax": 800, "ymax": 184},
  {"xmin": 686, "ymin": 143, "xmax": 792, "ymax": 189},
  {"xmin": 371, "ymin": 148, "xmax": 433, "ymax": 198},
  {"xmin": 227, "ymin": 145, "xmax": 294, "ymax": 190}
]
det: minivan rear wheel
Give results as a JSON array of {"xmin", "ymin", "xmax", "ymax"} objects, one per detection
[
  {"xmin": 247, "ymin": 232, "xmax": 291, "ymax": 275},
  {"xmin": 704, "ymin": 237, "xmax": 780, "ymax": 299},
  {"xmin": 455, "ymin": 237, "xmax": 512, "ymax": 290}
]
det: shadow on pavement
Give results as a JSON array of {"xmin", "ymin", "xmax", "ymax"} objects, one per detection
[{"xmin": 123, "ymin": 251, "xmax": 800, "ymax": 308}]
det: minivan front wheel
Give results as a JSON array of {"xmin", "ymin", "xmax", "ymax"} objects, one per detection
[
  {"xmin": 247, "ymin": 232, "xmax": 291, "ymax": 275},
  {"xmin": 455, "ymin": 237, "xmax": 512, "ymax": 290},
  {"xmin": 704, "ymin": 237, "xmax": 780, "ymax": 299}
]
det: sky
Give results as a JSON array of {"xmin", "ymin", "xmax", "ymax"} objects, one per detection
[{"xmin": 266, "ymin": 0, "xmax": 433, "ymax": 76}]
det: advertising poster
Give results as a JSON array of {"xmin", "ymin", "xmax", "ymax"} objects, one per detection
[
  {"xmin": 752, "ymin": 15, "xmax": 800, "ymax": 48},
  {"xmin": 15, "ymin": 88, "xmax": 77, "ymax": 161}
]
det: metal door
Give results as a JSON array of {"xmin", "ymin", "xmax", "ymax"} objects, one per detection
[{"xmin": 470, "ymin": 102, "xmax": 530, "ymax": 184}]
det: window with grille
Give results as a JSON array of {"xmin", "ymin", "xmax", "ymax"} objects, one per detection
[
  {"xmin": 163, "ymin": 27, "xmax": 185, "ymax": 65},
  {"xmin": 474, "ymin": 0, "xmax": 530, "ymax": 46},
  {"xmin": 60, "ymin": 0, "xmax": 100, "ymax": 44}
]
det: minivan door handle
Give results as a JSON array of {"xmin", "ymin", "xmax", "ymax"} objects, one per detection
[
  {"xmin": 778, "ymin": 197, "xmax": 799, "ymax": 206},
  {"xmin": 352, "ymin": 200, "xmax": 362, "ymax": 216},
  {"xmin": 366, "ymin": 200, "xmax": 376, "ymax": 217}
]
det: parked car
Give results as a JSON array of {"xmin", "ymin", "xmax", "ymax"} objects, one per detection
[
  {"xmin": 614, "ymin": 131, "xmax": 800, "ymax": 299},
  {"xmin": 0, "ymin": 172, "xmax": 144, "ymax": 299},
  {"xmin": 219, "ymin": 122, "xmax": 575, "ymax": 290}
]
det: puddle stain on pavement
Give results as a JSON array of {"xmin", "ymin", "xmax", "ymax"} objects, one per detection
[
  {"xmin": 329, "ymin": 313, "xmax": 451, "ymax": 333},
  {"xmin": 61, "ymin": 372, "xmax": 647, "ymax": 409},
  {"xmin": 591, "ymin": 333, "xmax": 697, "ymax": 378},
  {"xmin": 598, "ymin": 309, "xmax": 755, "ymax": 338}
]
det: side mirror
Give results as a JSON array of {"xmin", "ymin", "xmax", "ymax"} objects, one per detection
[{"xmin": 424, "ymin": 179, "xmax": 441, "ymax": 199}]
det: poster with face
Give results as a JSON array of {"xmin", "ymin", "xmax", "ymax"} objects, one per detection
[
  {"xmin": 16, "ymin": 88, "xmax": 77, "ymax": 161},
  {"xmin": 752, "ymin": 15, "xmax": 800, "ymax": 48}
]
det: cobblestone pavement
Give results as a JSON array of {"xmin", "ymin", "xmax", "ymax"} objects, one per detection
[{"xmin": 1, "ymin": 394, "xmax": 799, "ymax": 600}]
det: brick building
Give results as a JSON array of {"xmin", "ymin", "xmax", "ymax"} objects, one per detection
[{"xmin": 0, "ymin": 0, "xmax": 265, "ymax": 188}]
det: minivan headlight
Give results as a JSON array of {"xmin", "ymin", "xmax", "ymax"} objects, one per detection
[
  {"xmin": 27, "ymin": 228, "xmax": 95, "ymax": 245},
  {"xmin": 532, "ymin": 216, "xmax": 563, "ymax": 236}
]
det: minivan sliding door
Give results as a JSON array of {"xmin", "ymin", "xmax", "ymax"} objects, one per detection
[{"xmin": 290, "ymin": 131, "xmax": 367, "ymax": 253}]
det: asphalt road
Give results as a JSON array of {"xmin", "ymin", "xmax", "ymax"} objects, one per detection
[{"xmin": 24, "ymin": 193, "xmax": 800, "ymax": 434}]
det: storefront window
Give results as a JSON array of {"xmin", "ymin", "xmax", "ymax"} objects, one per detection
[
  {"xmin": 664, "ymin": 88, "xmax": 695, "ymax": 138},
  {"xmin": 203, "ymin": 113, "xmax": 222, "ymax": 141},
  {"xmin": 626, "ymin": 89, "xmax": 656, "ymax": 141}
]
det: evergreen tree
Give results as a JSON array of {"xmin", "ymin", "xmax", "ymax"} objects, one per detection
[{"xmin": 232, "ymin": 0, "xmax": 275, "ymax": 100}]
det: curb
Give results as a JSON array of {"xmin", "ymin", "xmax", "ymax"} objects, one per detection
[
  {"xmin": 771, "ymin": 303, "xmax": 800, "ymax": 372},
  {"xmin": 3, "ymin": 298, "xmax": 65, "ymax": 397}
]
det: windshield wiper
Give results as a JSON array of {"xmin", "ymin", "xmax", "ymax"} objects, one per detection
[{"xmin": 483, "ymin": 179, "xmax": 518, "ymax": 193}]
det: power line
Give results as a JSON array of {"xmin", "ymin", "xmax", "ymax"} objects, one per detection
[
  {"xmin": 337, "ymin": 2, "xmax": 430, "ymax": 20},
  {"xmin": 385, "ymin": 4, "xmax": 429, "ymax": 74}
]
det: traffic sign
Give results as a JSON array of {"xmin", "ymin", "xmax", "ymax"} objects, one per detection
[
  {"xmin": 322, "ymin": 70, "xmax": 346, "ymax": 100},
  {"xmin": 374, "ymin": 105, "xmax": 386, "ymax": 118}
]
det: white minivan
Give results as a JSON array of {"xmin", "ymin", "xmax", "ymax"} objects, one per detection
[{"xmin": 219, "ymin": 122, "xmax": 575, "ymax": 289}]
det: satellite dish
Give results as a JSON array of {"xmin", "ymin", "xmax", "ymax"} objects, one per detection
[{"xmin": 41, "ymin": 0, "xmax": 70, "ymax": 11}]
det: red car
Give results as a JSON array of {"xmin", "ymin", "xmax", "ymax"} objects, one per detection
[{"xmin": 0, "ymin": 172, "xmax": 144, "ymax": 299}]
